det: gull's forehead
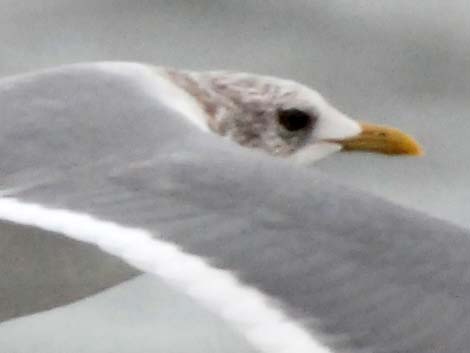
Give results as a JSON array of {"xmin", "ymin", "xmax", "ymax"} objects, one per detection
[
  {"xmin": 207, "ymin": 71, "xmax": 314, "ymax": 95},
  {"xmin": 200, "ymin": 70, "xmax": 328, "ymax": 112}
]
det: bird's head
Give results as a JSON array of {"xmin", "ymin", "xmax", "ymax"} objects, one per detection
[{"xmin": 166, "ymin": 68, "xmax": 423, "ymax": 162}]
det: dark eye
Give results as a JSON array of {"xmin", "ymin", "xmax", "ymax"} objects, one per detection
[{"xmin": 277, "ymin": 109, "xmax": 315, "ymax": 132}]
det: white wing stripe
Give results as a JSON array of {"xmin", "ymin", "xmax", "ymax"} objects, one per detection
[{"xmin": 0, "ymin": 197, "xmax": 332, "ymax": 353}]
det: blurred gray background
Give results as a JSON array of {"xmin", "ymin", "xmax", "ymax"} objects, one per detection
[{"xmin": 0, "ymin": 1, "xmax": 469, "ymax": 352}]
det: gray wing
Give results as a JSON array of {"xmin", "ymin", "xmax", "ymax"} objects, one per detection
[
  {"xmin": 2, "ymin": 63, "xmax": 470, "ymax": 353},
  {"xmin": 0, "ymin": 221, "xmax": 138, "ymax": 322}
]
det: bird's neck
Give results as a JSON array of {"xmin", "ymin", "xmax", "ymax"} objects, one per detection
[{"xmin": 163, "ymin": 68, "xmax": 236, "ymax": 136}]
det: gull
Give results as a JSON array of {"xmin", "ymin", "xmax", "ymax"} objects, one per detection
[
  {"xmin": 1, "ymin": 62, "xmax": 467, "ymax": 353},
  {"xmin": 98, "ymin": 62, "xmax": 422, "ymax": 163}
]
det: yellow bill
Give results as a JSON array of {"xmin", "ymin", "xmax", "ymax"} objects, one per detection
[{"xmin": 329, "ymin": 122, "xmax": 423, "ymax": 156}]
